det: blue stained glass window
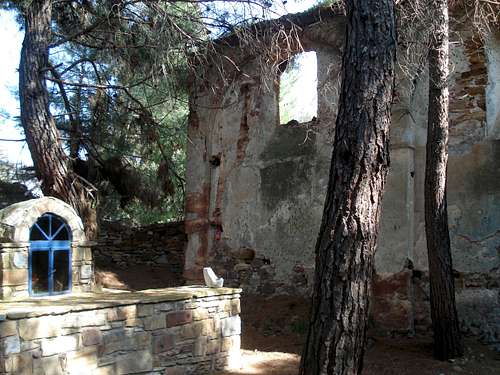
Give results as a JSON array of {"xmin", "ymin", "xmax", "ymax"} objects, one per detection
[{"xmin": 29, "ymin": 213, "xmax": 72, "ymax": 296}]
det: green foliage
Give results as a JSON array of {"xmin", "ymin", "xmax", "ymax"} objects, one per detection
[
  {"xmin": 11, "ymin": 0, "xmax": 284, "ymax": 224},
  {"xmin": 42, "ymin": 1, "xmax": 203, "ymax": 223}
]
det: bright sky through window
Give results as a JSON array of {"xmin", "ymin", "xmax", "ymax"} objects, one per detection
[{"xmin": 279, "ymin": 51, "xmax": 318, "ymax": 124}]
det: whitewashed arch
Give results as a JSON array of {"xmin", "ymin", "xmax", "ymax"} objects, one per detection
[{"xmin": 0, "ymin": 197, "xmax": 86, "ymax": 244}]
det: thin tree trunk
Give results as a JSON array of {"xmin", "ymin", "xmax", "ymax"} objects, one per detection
[
  {"xmin": 19, "ymin": 0, "xmax": 97, "ymax": 237},
  {"xmin": 425, "ymin": 0, "xmax": 463, "ymax": 361},
  {"xmin": 299, "ymin": 1, "xmax": 396, "ymax": 374}
]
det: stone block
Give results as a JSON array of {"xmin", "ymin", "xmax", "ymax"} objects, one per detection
[
  {"xmin": 192, "ymin": 309, "xmax": 209, "ymax": 321},
  {"xmin": 99, "ymin": 331, "xmax": 150, "ymax": 356},
  {"xmin": 207, "ymin": 339, "xmax": 221, "ymax": 355},
  {"xmin": 80, "ymin": 264, "xmax": 92, "ymax": 279},
  {"xmin": 0, "ymin": 252, "xmax": 11, "ymax": 268},
  {"xmin": 12, "ymin": 252, "xmax": 28, "ymax": 268},
  {"xmin": 72, "ymin": 248, "xmax": 83, "ymax": 261},
  {"xmin": 82, "ymin": 328, "xmax": 102, "ymax": 346},
  {"xmin": 41, "ymin": 335, "xmax": 79, "ymax": 357},
  {"xmin": 66, "ymin": 346, "xmax": 98, "ymax": 374},
  {"xmin": 33, "ymin": 355, "xmax": 65, "ymax": 375},
  {"xmin": 114, "ymin": 350, "xmax": 153, "ymax": 374},
  {"xmin": 178, "ymin": 321, "xmax": 208, "ymax": 340},
  {"xmin": 2, "ymin": 268, "xmax": 27, "ymax": 285},
  {"xmin": 19, "ymin": 316, "xmax": 61, "ymax": 340},
  {"xmin": 21, "ymin": 339, "xmax": 40, "ymax": 352},
  {"xmin": 5, "ymin": 352, "xmax": 33, "ymax": 375},
  {"xmin": 152, "ymin": 333, "xmax": 175, "ymax": 354},
  {"xmin": 125, "ymin": 317, "xmax": 143, "ymax": 328},
  {"xmin": 82, "ymin": 247, "xmax": 92, "ymax": 261},
  {"xmin": 107, "ymin": 305, "xmax": 136, "ymax": 321},
  {"xmin": 2, "ymin": 335, "xmax": 20, "ymax": 355},
  {"xmin": 166, "ymin": 310, "xmax": 192, "ymax": 327},
  {"xmin": 211, "ymin": 316, "xmax": 221, "ymax": 338},
  {"xmin": 193, "ymin": 337, "xmax": 208, "ymax": 356},
  {"xmin": 137, "ymin": 304, "xmax": 154, "ymax": 317},
  {"xmin": 63, "ymin": 312, "xmax": 106, "ymax": 328},
  {"xmin": 0, "ymin": 320, "xmax": 17, "ymax": 337},
  {"xmin": 144, "ymin": 315, "xmax": 166, "ymax": 331},
  {"xmin": 221, "ymin": 316, "xmax": 241, "ymax": 337}
]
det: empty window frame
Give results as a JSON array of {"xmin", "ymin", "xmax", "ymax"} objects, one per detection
[{"xmin": 279, "ymin": 51, "xmax": 318, "ymax": 125}]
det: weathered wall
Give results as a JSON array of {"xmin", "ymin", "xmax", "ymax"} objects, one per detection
[
  {"xmin": 94, "ymin": 221, "xmax": 186, "ymax": 282},
  {"xmin": 185, "ymin": 10, "xmax": 500, "ymax": 342},
  {"xmin": 0, "ymin": 287, "xmax": 241, "ymax": 374},
  {"xmin": 184, "ymin": 15, "xmax": 345, "ymax": 294}
]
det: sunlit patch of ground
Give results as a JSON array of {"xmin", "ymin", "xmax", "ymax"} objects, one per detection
[
  {"xmin": 95, "ymin": 270, "xmax": 128, "ymax": 289},
  {"xmin": 217, "ymin": 350, "xmax": 300, "ymax": 375}
]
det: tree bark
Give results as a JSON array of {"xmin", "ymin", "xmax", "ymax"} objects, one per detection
[
  {"xmin": 299, "ymin": 1, "xmax": 396, "ymax": 374},
  {"xmin": 19, "ymin": 0, "xmax": 97, "ymax": 237},
  {"xmin": 425, "ymin": 0, "xmax": 464, "ymax": 361}
]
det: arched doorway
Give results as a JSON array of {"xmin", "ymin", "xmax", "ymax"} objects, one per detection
[{"xmin": 29, "ymin": 213, "xmax": 72, "ymax": 296}]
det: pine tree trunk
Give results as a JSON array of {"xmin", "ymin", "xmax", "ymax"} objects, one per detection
[
  {"xmin": 19, "ymin": 0, "xmax": 97, "ymax": 237},
  {"xmin": 299, "ymin": 1, "xmax": 396, "ymax": 374},
  {"xmin": 425, "ymin": 0, "xmax": 464, "ymax": 361}
]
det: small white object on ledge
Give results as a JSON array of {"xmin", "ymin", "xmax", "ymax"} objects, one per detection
[{"xmin": 203, "ymin": 267, "xmax": 224, "ymax": 288}]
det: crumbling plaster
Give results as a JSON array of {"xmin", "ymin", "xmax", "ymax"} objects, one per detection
[
  {"xmin": 185, "ymin": 9, "xmax": 500, "ymax": 336},
  {"xmin": 486, "ymin": 32, "xmax": 500, "ymax": 140}
]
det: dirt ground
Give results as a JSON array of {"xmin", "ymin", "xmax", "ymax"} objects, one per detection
[
  {"xmin": 95, "ymin": 263, "xmax": 180, "ymax": 291},
  {"xmin": 217, "ymin": 296, "xmax": 500, "ymax": 375},
  {"xmin": 96, "ymin": 268, "xmax": 499, "ymax": 375}
]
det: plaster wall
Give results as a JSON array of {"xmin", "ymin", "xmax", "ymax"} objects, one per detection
[
  {"xmin": 486, "ymin": 32, "xmax": 500, "ymax": 140},
  {"xmin": 185, "ymin": 15, "xmax": 500, "ymax": 340}
]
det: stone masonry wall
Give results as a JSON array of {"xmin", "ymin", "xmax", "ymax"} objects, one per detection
[
  {"xmin": 0, "ymin": 243, "xmax": 93, "ymax": 300},
  {"xmin": 0, "ymin": 198, "xmax": 94, "ymax": 300},
  {"xmin": 0, "ymin": 288, "xmax": 241, "ymax": 374},
  {"xmin": 94, "ymin": 221, "xmax": 186, "ymax": 280}
]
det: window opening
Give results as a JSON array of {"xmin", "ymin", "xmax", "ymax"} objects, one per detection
[
  {"xmin": 279, "ymin": 51, "xmax": 318, "ymax": 125},
  {"xmin": 29, "ymin": 213, "xmax": 72, "ymax": 296}
]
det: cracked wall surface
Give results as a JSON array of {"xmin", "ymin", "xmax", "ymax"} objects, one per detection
[{"xmin": 184, "ymin": 9, "xmax": 500, "ymax": 343}]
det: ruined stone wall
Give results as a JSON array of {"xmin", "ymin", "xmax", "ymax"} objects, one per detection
[
  {"xmin": 372, "ymin": 24, "xmax": 500, "ymax": 339},
  {"xmin": 184, "ymin": 16, "xmax": 346, "ymax": 293},
  {"xmin": 185, "ymin": 11, "xmax": 500, "ymax": 342},
  {"xmin": 0, "ymin": 288, "xmax": 241, "ymax": 374},
  {"xmin": 94, "ymin": 221, "xmax": 186, "ymax": 280}
]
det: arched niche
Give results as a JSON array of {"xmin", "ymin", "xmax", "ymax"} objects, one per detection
[
  {"xmin": 0, "ymin": 197, "xmax": 93, "ymax": 299},
  {"xmin": 0, "ymin": 197, "xmax": 86, "ymax": 245}
]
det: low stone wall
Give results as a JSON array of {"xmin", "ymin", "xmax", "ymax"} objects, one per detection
[
  {"xmin": 94, "ymin": 221, "xmax": 186, "ymax": 279},
  {"xmin": 0, "ymin": 287, "xmax": 241, "ymax": 374},
  {"xmin": 370, "ymin": 269, "xmax": 500, "ymax": 351}
]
